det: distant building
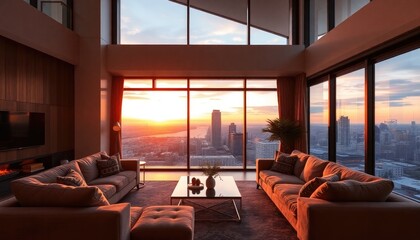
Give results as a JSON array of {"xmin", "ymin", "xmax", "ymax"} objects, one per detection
[
  {"xmin": 228, "ymin": 123, "xmax": 236, "ymax": 148},
  {"xmin": 229, "ymin": 133, "xmax": 243, "ymax": 156},
  {"xmin": 255, "ymin": 140, "xmax": 278, "ymax": 159},
  {"xmin": 337, "ymin": 116, "xmax": 350, "ymax": 146},
  {"xmin": 211, "ymin": 110, "xmax": 222, "ymax": 149}
]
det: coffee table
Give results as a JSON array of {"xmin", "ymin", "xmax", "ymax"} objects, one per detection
[{"xmin": 170, "ymin": 176, "xmax": 242, "ymax": 222}]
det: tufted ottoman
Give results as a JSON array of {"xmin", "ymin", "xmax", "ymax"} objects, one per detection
[{"xmin": 131, "ymin": 205, "xmax": 194, "ymax": 240}]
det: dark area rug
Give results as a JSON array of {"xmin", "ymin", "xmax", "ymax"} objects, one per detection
[{"xmin": 121, "ymin": 181, "xmax": 298, "ymax": 240}]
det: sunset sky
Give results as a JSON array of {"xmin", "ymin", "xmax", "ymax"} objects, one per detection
[
  {"xmin": 310, "ymin": 48, "xmax": 420, "ymax": 125},
  {"xmin": 120, "ymin": 0, "xmax": 286, "ymax": 45}
]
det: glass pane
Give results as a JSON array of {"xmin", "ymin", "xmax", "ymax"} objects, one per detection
[
  {"xmin": 247, "ymin": 91, "xmax": 278, "ymax": 167},
  {"xmin": 124, "ymin": 79, "xmax": 153, "ymax": 88},
  {"xmin": 247, "ymin": 79, "xmax": 277, "ymax": 88},
  {"xmin": 190, "ymin": 0, "xmax": 247, "ymax": 45},
  {"xmin": 155, "ymin": 79, "xmax": 187, "ymax": 88},
  {"xmin": 120, "ymin": 0, "xmax": 187, "ymax": 44},
  {"xmin": 190, "ymin": 79, "xmax": 243, "ymax": 88},
  {"xmin": 309, "ymin": 0, "xmax": 328, "ymax": 44},
  {"xmin": 335, "ymin": 0, "xmax": 369, "ymax": 27},
  {"xmin": 250, "ymin": 0, "xmax": 289, "ymax": 45},
  {"xmin": 309, "ymin": 82, "xmax": 329, "ymax": 159},
  {"xmin": 121, "ymin": 91, "xmax": 187, "ymax": 168},
  {"xmin": 190, "ymin": 91, "xmax": 244, "ymax": 168},
  {"xmin": 336, "ymin": 69, "xmax": 365, "ymax": 171},
  {"xmin": 375, "ymin": 48, "xmax": 420, "ymax": 201}
]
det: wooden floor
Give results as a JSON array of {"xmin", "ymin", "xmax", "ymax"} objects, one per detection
[{"xmin": 144, "ymin": 170, "xmax": 256, "ymax": 181}]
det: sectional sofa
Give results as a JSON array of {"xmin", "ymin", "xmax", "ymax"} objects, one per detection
[
  {"xmin": 0, "ymin": 152, "xmax": 194, "ymax": 240},
  {"xmin": 256, "ymin": 150, "xmax": 420, "ymax": 240}
]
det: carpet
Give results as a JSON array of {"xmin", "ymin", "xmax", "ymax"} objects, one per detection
[{"xmin": 121, "ymin": 181, "xmax": 298, "ymax": 240}]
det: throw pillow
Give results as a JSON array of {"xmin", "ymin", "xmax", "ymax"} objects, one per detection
[
  {"xmin": 97, "ymin": 157, "xmax": 120, "ymax": 177},
  {"xmin": 57, "ymin": 169, "xmax": 87, "ymax": 187},
  {"xmin": 101, "ymin": 153, "xmax": 123, "ymax": 171},
  {"xmin": 310, "ymin": 179, "xmax": 394, "ymax": 202},
  {"xmin": 299, "ymin": 173, "xmax": 341, "ymax": 197},
  {"xmin": 271, "ymin": 154, "xmax": 298, "ymax": 175}
]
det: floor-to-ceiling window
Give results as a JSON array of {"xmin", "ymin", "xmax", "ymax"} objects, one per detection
[
  {"xmin": 336, "ymin": 69, "xmax": 365, "ymax": 170},
  {"xmin": 309, "ymin": 81, "xmax": 329, "ymax": 159},
  {"xmin": 308, "ymin": 44, "xmax": 420, "ymax": 201},
  {"xmin": 121, "ymin": 78, "xmax": 277, "ymax": 170},
  {"xmin": 375, "ymin": 48, "xmax": 420, "ymax": 201}
]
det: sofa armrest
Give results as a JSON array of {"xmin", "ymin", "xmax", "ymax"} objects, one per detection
[
  {"xmin": 121, "ymin": 158, "xmax": 139, "ymax": 172},
  {"xmin": 297, "ymin": 197, "xmax": 420, "ymax": 240},
  {"xmin": 256, "ymin": 158, "xmax": 274, "ymax": 183},
  {"xmin": 0, "ymin": 203, "xmax": 132, "ymax": 240}
]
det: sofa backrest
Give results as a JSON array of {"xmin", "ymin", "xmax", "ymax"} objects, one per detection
[
  {"xmin": 23, "ymin": 160, "xmax": 83, "ymax": 184},
  {"xmin": 75, "ymin": 152, "xmax": 106, "ymax": 183},
  {"xmin": 323, "ymin": 161, "xmax": 380, "ymax": 182},
  {"xmin": 290, "ymin": 150, "xmax": 310, "ymax": 178}
]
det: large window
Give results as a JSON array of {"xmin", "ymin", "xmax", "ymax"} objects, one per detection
[
  {"xmin": 121, "ymin": 79, "xmax": 277, "ymax": 170},
  {"xmin": 309, "ymin": 81, "xmax": 329, "ymax": 159},
  {"xmin": 308, "ymin": 45, "xmax": 420, "ymax": 201},
  {"xmin": 336, "ymin": 69, "xmax": 365, "ymax": 170},
  {"xmin": 375, "ymin": 48, "xmax": 420, "ymax": 201},
  {"xmin": 120, "ymin": 0, "xmax": 290, "ymax": 45}
]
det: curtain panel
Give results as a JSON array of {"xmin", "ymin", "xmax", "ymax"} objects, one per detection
[
  {"xmin": 276, "ymin": 74, "xmax": 308, "ymax": 153},
  {"xmin": 110, "ymin": 77, "xmax": 124, "ymax": 156}
]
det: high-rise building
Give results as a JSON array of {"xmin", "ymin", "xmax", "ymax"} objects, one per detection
[
  {"xmin": 255, "ymin": 140, "xmax": 278, "ymax": 159},
  {"xmin": 337, "ymin": 116, "xmax": 350, "ymax": 146},
  {"xmin": 228, "ymin": 123, "xmax": 236, "ymax": 148},
  {"xmin": 229, "ymin": 133, "xmax": 243, "ymax": 156},
  {"xmin": 211, "ymin": 110, "xmax": 222, "ymax": 149}
]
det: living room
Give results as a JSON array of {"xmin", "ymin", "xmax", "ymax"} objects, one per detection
[{"xmin": 0, "ymin": 0, "xmax": 420, "ymax": 239}]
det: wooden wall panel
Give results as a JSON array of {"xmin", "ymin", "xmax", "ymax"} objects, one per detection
[{"xmin": 0, "ymin": 36, "xmax": 74, "ymax": 165}]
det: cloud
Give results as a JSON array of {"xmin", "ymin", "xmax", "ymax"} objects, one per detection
[{"xmin": 310, "ymin": 106, "xmax": 324, "ymax": 114}]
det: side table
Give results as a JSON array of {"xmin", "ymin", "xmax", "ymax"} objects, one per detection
[{"xmin": 138, "ymin": 160, "xmax": 146, "ymax": 188}]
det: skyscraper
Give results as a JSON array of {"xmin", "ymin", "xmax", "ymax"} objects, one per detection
[
  {"xmin": 211, "ymin": 110, "xmax": 222, "ymax": 149},
  {"xmin": 337, "ymin": 116, "xmax": 350, "ymax": 146},
  {"xmin": 228, "ymin": 123, "xmax": 236, "ymax": 148},
  {"xmin": 229, "ymin": 133, "xmax": 243, "ymax": 156}
]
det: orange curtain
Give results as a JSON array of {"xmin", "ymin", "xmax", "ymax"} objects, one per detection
[
  {"xmin": 110, "ymin": 77, "xmax": 124, "ymax": 156},
  {"xmin": 294, "ymin": 73, "xmax": 308, "ymax": 153},
  {"xmin": 276, "ymin": 75, "xmax": 308, "ymax": 153}
]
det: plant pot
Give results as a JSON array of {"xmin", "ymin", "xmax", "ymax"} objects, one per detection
[{"xmin": 206, "ymin": 176, "xmax": 216, "ymax": 189}]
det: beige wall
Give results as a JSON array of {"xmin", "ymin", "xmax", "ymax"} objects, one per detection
[
  {"xmin": 0, "ymin": 0, "xmax": 78, "ymax": 65},
  {"xmin": 305, "ymin": 0, "xmax": 420, "ymax": 77},
  {"xmin": 107, "ymin": 45, "xmax": 305, "ymax": 77},
  {"xmin": 73, "ymin": 1, "xmax": 102, "ymax": 158}
]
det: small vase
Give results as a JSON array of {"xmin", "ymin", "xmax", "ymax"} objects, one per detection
[{"xmin": 206, "ymin": 176, "xmax": 216, "ymax": 189}]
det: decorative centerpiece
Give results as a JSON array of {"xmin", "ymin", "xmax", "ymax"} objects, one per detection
[{"xmin": 200, "ymin": 161, "xmax": 221, "ymax": 189}]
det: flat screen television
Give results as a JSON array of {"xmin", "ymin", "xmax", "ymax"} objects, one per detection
[{"xmin": 0, "ymin": 111, "xmax": 45, "ymax": 151}]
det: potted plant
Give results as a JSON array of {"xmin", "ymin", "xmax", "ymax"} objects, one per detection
[
  {"xmin": 262, "ymin": 118, "xmax": 302, "ymax": 154},
  {"xmin": 200, "ymin": 161, "xmax": 221, "ymax": 189}
]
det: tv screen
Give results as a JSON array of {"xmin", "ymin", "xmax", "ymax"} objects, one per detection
[{"xmin": 0, "ymin": 111, "xmax": 45, "ymax": 151}]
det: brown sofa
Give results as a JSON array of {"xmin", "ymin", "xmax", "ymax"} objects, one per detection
[
  {"xmin": 0, "ymin": 152, "xmax": 194, "ymax": 240},
  {"xmin": 256, "ymin": 150, "xmax": 420, "ymax": 240}
]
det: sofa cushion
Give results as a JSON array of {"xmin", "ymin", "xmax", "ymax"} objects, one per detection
[
  {"xmin": 93, "ymin": 184, "xmax": 117, "ymax": 199},
  {"xmin": 271, "ymin": 154, "xmax": 298, "ymax": 175},
  {"xmin": 97, "ymin": 157, "xmax": 120, "ymax": 177},
  {"xmin": 310, "ymin": 179, "xmax": 394, "ymax": 202},
  {"xmin": 89, "ymin": 174, "xmax": 130, "ymax": 192},
  {"xmin": 300, "ymin": 156, "xmax": 329, "ymax": 182},
  {"xmin": 260, "ymin": 170, "xmax": 305, "ymax": 188},
  {"xmin": 323, "ymin": 161, "xmax": 380, "ymax": 182},
  {"xmin": 11, "ymin": 178, "xmax": 109, "ymax": 207},
  {"xmin": 76, "ymin": 152, "xmax": 105, "ymax": 183},
  {"xmin": 291, "ymin": 150, "xmax": 310, "ymax": 178},
  {"xmin": 298, "ymin": 173, "xmax": 340, "ymax": 197},
  {"xmin": 117, "ymin": 170, "xmax": 137, "ymax": 181},
  {"xmin": 57, "ymin": 169, "xmax": 87, "ymax": 187},
  {"xmin": 273, "ymin": 184, "xmax": 302, "ymax": 217}
]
